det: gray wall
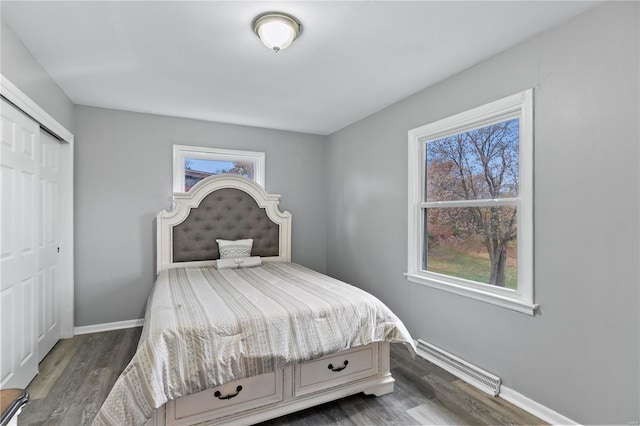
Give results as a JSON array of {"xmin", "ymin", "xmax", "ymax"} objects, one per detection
[
  {"xmin": 0, "ymin": 19, "xmax": 75, "ymax": 131},
  {"xmin": 74, "ymin": 106, "xmax": 326, "ymax": 326},
  {"xmin": 325, "ymin": 2, "xmax": 639, "ymax": 424},
  {"xmin": 4, "ymin": 3, "xmax": 639, "ymax": 422}
]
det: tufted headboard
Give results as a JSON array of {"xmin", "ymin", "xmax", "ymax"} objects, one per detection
[{"xmin": 157, "ymin": 175, "xmax": 291, "ymax": 274}]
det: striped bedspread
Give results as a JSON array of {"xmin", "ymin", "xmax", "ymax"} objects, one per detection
[{"xmin": 94, "ymin": 262, "xmax": 415, "ymax": 426}]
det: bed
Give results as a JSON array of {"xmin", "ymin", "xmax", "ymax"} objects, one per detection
[{"xmin": 94, "ymin": 175, "xmax": 415, "ymax": 426}]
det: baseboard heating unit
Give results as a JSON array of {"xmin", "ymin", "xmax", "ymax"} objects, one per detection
[{"xmin": 416, "ymin": 339, "xmax": 501, "ymax": 396}]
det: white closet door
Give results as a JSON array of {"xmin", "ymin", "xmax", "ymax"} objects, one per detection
[
  {"xmin": 1, "ymin": 99, "xmax": 40, "ymax": 388},
  {"xmin": 37, "ymin": 130, "xmax": 61, "ymax": 361}
]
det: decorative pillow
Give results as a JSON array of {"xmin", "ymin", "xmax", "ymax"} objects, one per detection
[
  {"xmin": 216, "ymin": 239, "xmax": 253, "ymax": 259},
  {"xmin": 215, "ymin": 256, "xmax": 262, "ymax": 270}
]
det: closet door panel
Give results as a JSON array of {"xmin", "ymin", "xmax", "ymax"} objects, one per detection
[
  {"xmin": 37, "ymin": 130, "xmax": 61, "ymax": 360},
  {"xmin": 0, "ymin": 99, "xmax": 40, "ymax": 388}
]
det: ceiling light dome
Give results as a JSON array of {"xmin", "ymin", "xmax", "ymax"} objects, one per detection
[{"xmin": 252, "ymin": 12, "xmax": 301, "ymax": 53}]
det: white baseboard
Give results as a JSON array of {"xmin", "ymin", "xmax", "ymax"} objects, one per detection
[
  {"xmin": 499, "ymin": 385, "xmax": 579, "ymax": 425},
  {"xmin": 74, "ymin": 318, "xmax": 144, "ymax": 335}
]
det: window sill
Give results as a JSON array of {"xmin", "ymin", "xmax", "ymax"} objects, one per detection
[{"xmin": 404, "ymin": 272, "xmax": 538, "ymax": 316}]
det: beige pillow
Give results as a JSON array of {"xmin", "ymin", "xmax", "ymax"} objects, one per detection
[
  {"xmin": 215, "ymin": 256, "xmax": 262, "ymax": 270},
  {"xmin": 216, "ymin": 239, "xmax": 253, "ymax": 259}
]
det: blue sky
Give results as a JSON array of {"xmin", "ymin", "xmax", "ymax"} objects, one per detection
[{"xmin": 186, "ymin": 158, "xmax": 235, "ymax": 173}]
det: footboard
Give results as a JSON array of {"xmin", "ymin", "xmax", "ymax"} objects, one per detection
[{"xmin": 152, "ymin": 342, "xmax": 393, "ymax": 426}]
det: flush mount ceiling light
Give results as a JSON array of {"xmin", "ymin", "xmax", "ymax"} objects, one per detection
[{"xmin": 252, "ymin": 12, "xmax": 301, "ymax": 53}]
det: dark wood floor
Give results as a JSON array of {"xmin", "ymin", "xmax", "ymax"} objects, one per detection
[
  {"xmin": 19, "ymin": 328, "xmax": 545, "ymax": 425},
  {"xmin": 19, "ymin": 328, "xmax": 141, "ymax": 426}
]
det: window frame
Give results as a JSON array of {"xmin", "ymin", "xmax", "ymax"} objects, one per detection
[
  {"xmin": 173, "ymin": 145, "xmax": 265, "ymax": 192},
  {"xmin": 406, "ymin": 89, "xmax": 537, "ymax": 315}
]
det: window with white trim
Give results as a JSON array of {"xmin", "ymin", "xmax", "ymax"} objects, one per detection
[
  {"xmin": 173, "ymin": 145, "xmax": 265, "ymax": 192},
  {"xmin": 406, "ymin": 89, "xmax": 536, "ymax": 315}
]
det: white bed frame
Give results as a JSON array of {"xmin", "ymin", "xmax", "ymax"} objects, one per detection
[{"xmin": 152, "ymin": 175, "xmax": 394, "ymax": 426}]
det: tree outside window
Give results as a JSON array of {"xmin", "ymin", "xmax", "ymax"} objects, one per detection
[
  {"xmin": 173, "ymin": 145, "xmax": 265, "ymax": 192},
  {"xmin": 425, "ymin": 119, "xmax": 519, "ymax": 288},
  {"xmin": 407, "ymin": 89, "xmax": 535, "ymax": 315},
  {"xmin": 184, "ymin": 159, "xmax": 255, "ymax": 191}
]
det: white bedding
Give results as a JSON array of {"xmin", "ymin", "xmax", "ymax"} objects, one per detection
[{"xmin": 94, "ymin": 262, "xmax": 415, "ymax": 426}]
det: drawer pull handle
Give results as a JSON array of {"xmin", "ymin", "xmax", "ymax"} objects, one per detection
[
  {"xmin": 328, "ymin": 360, "xmax": 349, "ymax": 372},
  {"xmin": 214, "ymin": 385, "xmax": 243, "ymax": 400}
]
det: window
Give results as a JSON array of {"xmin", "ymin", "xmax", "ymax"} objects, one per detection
[
  {"xmin": 173, "ymin": 145, "xmax": 265, "ymax": 192},
  {"xmin": 406, "ymin": 89, "xmax": 536, "ymax": 315}
]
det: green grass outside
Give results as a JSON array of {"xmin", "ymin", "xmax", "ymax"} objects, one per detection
[{"xmin": 426, "ymin": 242, "xmax": 517, "ymax": 289}]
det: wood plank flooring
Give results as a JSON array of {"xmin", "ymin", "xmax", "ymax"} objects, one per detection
[
  {"xmin": 19, "ymin": 328, "xmax": 141, "ymax": 426},
  {"xmin": 19, "ymin": 328, "xmax": 545, "ymax": 425}
]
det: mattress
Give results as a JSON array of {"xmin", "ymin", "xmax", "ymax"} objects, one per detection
[{"xmin": 94, "ymin": 262, "xmax": 415, "ymax": 426}]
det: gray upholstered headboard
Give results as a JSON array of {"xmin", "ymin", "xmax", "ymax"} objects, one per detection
[
  {"xmin": 157, "ymin": 175, "xmax": 292, "ymax": 274},
  {"xmin": 172, "ymin": 188, "xmax": 279, "ymax": 262}
]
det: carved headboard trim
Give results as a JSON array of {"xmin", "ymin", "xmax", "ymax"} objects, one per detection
[{"xmin": 157, "ymin": 175, "xmax": 291, "ymax": 274}]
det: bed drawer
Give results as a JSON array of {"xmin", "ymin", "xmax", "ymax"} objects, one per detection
[
  {"xmin": 166, "ymin": 370, "xmax": 283, "ymax": 425},
  {"xmin": 294, "ymin": 343, "xmax": 380, "ymax": 396}
]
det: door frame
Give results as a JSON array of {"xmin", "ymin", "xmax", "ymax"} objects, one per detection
[{"xmin": 1, "ymin": 74, "xmax": 74, "ymax": 338}]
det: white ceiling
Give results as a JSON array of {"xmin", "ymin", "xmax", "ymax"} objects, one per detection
[{"xmin": 1, "ymin": 1, "xmax": 600, "ymax": 135}]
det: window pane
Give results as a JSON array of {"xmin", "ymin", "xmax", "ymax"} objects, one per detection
[
  {"xmin": 184, "ymin": 158, "xmax": 255, "ymax": 191},
  {"xmin": 424, "ymin": 206, "xmax": 518, "ymax": 289},
  {"xmin": 425, "ymin": 118, "xmax": 519, "ymax": 201}
]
